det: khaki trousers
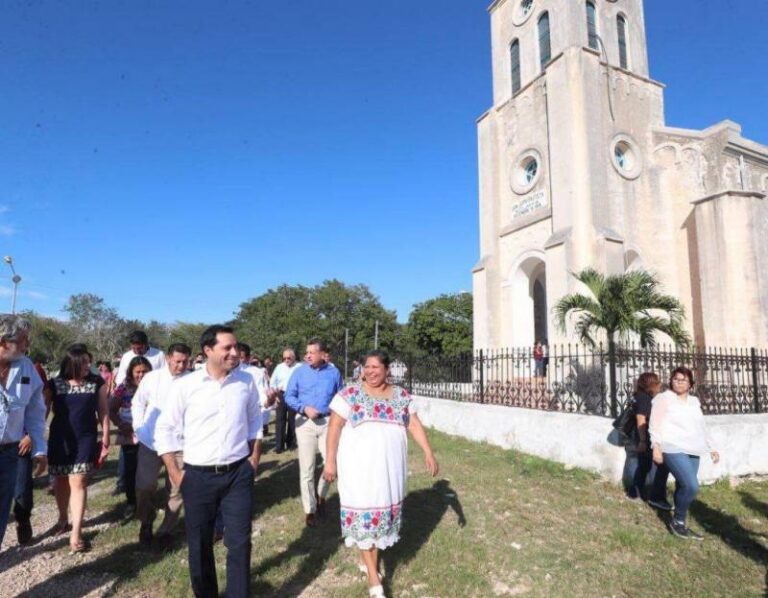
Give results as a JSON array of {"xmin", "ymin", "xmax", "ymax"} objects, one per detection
[
  {"xmin": 135, "ymin": 443, "xmax": 184, "ymax": 535},
  {"xmin": 295, "ymin": 414, "xmax": 331, "ymax": 514}
]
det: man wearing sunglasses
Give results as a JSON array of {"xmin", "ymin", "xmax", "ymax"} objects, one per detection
[{"xmin": 0, "ymin": 314, "xmax": 47, "ymax": 552}]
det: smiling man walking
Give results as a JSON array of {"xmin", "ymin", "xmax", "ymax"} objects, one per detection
[{"xmin": 155, "ymin": 325, "xmax": 262, "ymax": 598}]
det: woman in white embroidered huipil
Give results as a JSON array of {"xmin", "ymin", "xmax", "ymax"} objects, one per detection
[
  {"xmin": 649, "ymin": 366, "xmax": 720, "ymax": 541},
  {"xmin": 324, "ymin": 350, "xmax": 438, "ymax": 598}
]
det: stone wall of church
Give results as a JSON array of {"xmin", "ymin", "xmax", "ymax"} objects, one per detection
[{"xmin": 650, "ymin": 122, "xmax": 768, "ymax": 346}]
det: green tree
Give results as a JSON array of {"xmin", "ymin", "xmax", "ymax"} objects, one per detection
[
  {"xmin": 232, "ymin": 280, "xmax": 398, "ymax": 366},
  {"xmin": 553, "ymin": 268, "xmax": 691, "ymax": 349},
  {"xmin": 166, "ymin": 322, "xmax": 210, "ymax": 354},
  {"xmin": 63, "ymin": 293, "xmax": 129, "ymax": 360},
  {"xmin": 23, "ymin": 311, "xmax": 76, "ymax": 366},
  {"xmin": 406, "ymin": 292, "xmax": 473, "ymax": 356}
]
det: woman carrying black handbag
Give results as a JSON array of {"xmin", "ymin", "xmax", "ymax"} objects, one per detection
[{"xmin": 629, "ymin": 372, "xmax": 669, "ymax": 503}]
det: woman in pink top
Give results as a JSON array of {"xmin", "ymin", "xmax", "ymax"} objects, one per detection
[{"xmin": 109, "ymin": 356, "xmax": 151, "ymax": 518}]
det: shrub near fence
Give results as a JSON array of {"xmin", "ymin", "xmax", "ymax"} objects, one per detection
[{"xmin": 398, "ymin": 344, "xmax": 768, "ymax": 417}]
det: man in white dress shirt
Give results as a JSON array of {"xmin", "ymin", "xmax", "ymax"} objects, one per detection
[
  {"xmin": 237, "ymin": 342, "xmax": 275, "ymax": 432},
  {"xmin": 132, "ymin": 342, "xmax": 191, "ymax": 548},
  {"xmin": 271, "ymin": 348, "xmax": 300, "ymax": 453},
  {"xmin": 155, "ymin": 325, "xmax": 262, "ymax": 598},
  {"xmin": 115, "ymin": 330, "xmax": 166, "ymax": 386}
]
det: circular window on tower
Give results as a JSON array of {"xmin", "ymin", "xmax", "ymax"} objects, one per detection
[
  {"xmin": 513, "ymin": 0, "xmax": 535, "ymax": 26},
  {"xmin": 510, "ymin": 149, "xmax": 543, "ymax": 194},
  {"xmin": 610, "ymin": 134, "xmax": 642, "ymax": 179}
]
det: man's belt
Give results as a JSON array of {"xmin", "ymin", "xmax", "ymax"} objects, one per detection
[{"xmin": 184, "ymin": 456, "xmax": 248, "ymax": 474}]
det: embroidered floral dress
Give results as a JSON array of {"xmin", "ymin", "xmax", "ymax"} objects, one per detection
[{"xmin": 330, "ymin": 383, "xmax": 415, "ymax": 550}]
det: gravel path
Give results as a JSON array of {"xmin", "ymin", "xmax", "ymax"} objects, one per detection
[{"xmin": 0, "ymin": 481, "xmax": 124, "ymax": 598}]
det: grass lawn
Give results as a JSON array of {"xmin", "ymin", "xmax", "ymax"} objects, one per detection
[{"xmin": 12, "ymin": 430, "xmax": 768, "ymax": 597}]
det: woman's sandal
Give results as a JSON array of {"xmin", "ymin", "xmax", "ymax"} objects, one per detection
[
  {"xmin": 69, "ymin": 538, "xmax": 90, "ymax": 554},
  {"xmin": 53, "ymin": 521, "xmax": 71, "ymax": 536}
]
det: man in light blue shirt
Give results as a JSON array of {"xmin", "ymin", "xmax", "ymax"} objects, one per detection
[
  {"xmin": 285, "ymin": 338, "xmax": 344, "ymax": 526},
  {"xmin": 0, "ymin": 314, "xmax": 47, "ymax": 550}
]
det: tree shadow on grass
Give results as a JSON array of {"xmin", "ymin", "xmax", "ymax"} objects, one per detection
[
  {"xmin": 250, "ymin": 494, "xmax": 342, "ymax": 597},
  {"xmin": 0, "ymin": 502, "xmax": 125, "ymax": 575},
  {"xmin": 14, "ymin": 529, "xmax": 187, "ymax": 597},
  {"xmin": 252, "ymin": 459, "xmax": 301, "ymax": 519},
  {"xmin": 689, "ymin": 500, "xmax": 768, "ymax": 566},
  {"xmin": 381, "ymin": 479, "xmax": 465, "ymax": 590},
  {"xmin": 739, "ymin": 491, "xmax": 768, "ymax": 520}
]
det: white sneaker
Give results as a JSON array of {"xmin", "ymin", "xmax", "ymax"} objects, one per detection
[{"xmin": 368, "ymin": 585, "xmax": 385, "ymax": 598}]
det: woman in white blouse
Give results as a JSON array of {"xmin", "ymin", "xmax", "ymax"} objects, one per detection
[{"xmin": 649, "ymin": 366, "xmax": 720, "ymax": 540}]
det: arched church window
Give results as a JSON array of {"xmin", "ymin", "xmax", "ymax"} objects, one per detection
[
  {"xmin": 510, "ymin": 40, "xmax": 522, "ymax": 94},
  {"xmin": 617, "ymin": 14, "xmax": 629, "ymax": 69},
  {"xmin": 538, "ymin": 12, "xmax": 551, "ymax": 70},
  {"xmin": 586, "ymin": 2, "xmax": 598, "ymax": 50}
]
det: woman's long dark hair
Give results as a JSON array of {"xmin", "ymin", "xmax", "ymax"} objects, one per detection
[{"xmin": 125, "ymin": 356, "xmax": 152, "ymax": 390}]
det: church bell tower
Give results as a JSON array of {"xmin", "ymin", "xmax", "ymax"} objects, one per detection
[{"xmin": 473, "ymin": 0, "xmax": 665, "ymax": 349}]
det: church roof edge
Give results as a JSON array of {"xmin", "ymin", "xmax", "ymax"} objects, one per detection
[
  {"xmin": 691, "ymin": 190, "xmax": 766, "ymax": 206},
  {"xmin": 472, "ymin": 256, "xmax": 490, "ymax": 273}
]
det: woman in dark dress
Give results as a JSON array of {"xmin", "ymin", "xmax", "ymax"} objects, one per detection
[{"xmin": 46, "ymin": 345, "xmax": 110, "ymax": 552}]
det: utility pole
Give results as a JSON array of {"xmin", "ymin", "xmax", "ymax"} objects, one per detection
[
  {"xmin": 374, "ymin": 320, "xmax": 379, "ymax": 349},
  {"xmin": 3, "ymin": 256, "xmax": 21, "ymax": 314}
]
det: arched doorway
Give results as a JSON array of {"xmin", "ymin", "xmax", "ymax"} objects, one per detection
[
  {"xmin": 532, "ymin": 265, "xmax": 548, "ymax": 342},
  {"xmin": 511, "ymin": 254, "xmax": 548, "ymax": 347}
]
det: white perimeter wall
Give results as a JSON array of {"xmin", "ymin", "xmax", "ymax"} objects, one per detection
[{"xmin": 414, "ymin": 395, "xmax": 768, "ymax": 484}]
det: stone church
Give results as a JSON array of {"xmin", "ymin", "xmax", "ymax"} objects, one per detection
[{"xmin": 472, "ymin": 0, "xmax": 768, "ymax": 350}]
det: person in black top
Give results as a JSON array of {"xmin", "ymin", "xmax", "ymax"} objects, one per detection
[{"xmin": 631, "ymin": 372, "xmax": 669, "ymax": 506}]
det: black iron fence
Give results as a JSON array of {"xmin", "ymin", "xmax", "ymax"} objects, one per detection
[{"xmin": 395, "ymin": 344, "xmax": 768, "ymax": 417}]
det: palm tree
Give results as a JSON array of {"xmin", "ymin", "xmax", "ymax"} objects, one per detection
[
  {"xmin": 554, "ymin": 268, "xmax": 691, "ymax": 416},
  {"xmin": 554, "ymin": 268, "xmax": 691, "ymax": 350}
]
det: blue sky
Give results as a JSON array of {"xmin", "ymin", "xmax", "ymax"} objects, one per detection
[{"xmin": 1, "ymin": 0, "xmax": 766, "ymax": 324}]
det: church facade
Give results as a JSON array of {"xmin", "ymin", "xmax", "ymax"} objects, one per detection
[{"xmin": 472, "ymin": 0, "xmax": 768, "ymax": 350}]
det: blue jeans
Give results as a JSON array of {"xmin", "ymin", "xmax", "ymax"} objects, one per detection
[
  {"xmin": 0, "ymin": 443, "xmax": 20, "ymax": 549},
  {"xmin": 14, "ymin": 452, "xmax": 34, "ymax": 521},
  {"xmin": 663, "ymin": 453, "xmax": 700, "ymax": 524}
]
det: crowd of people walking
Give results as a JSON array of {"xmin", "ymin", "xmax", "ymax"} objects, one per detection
[
  {"xmin": 0, "ymin": 314, "xmax": 439, "ymax": 598},
  {"xmin": 0, "ymin": 311, "xmax": 730, "ymax": 596}
]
